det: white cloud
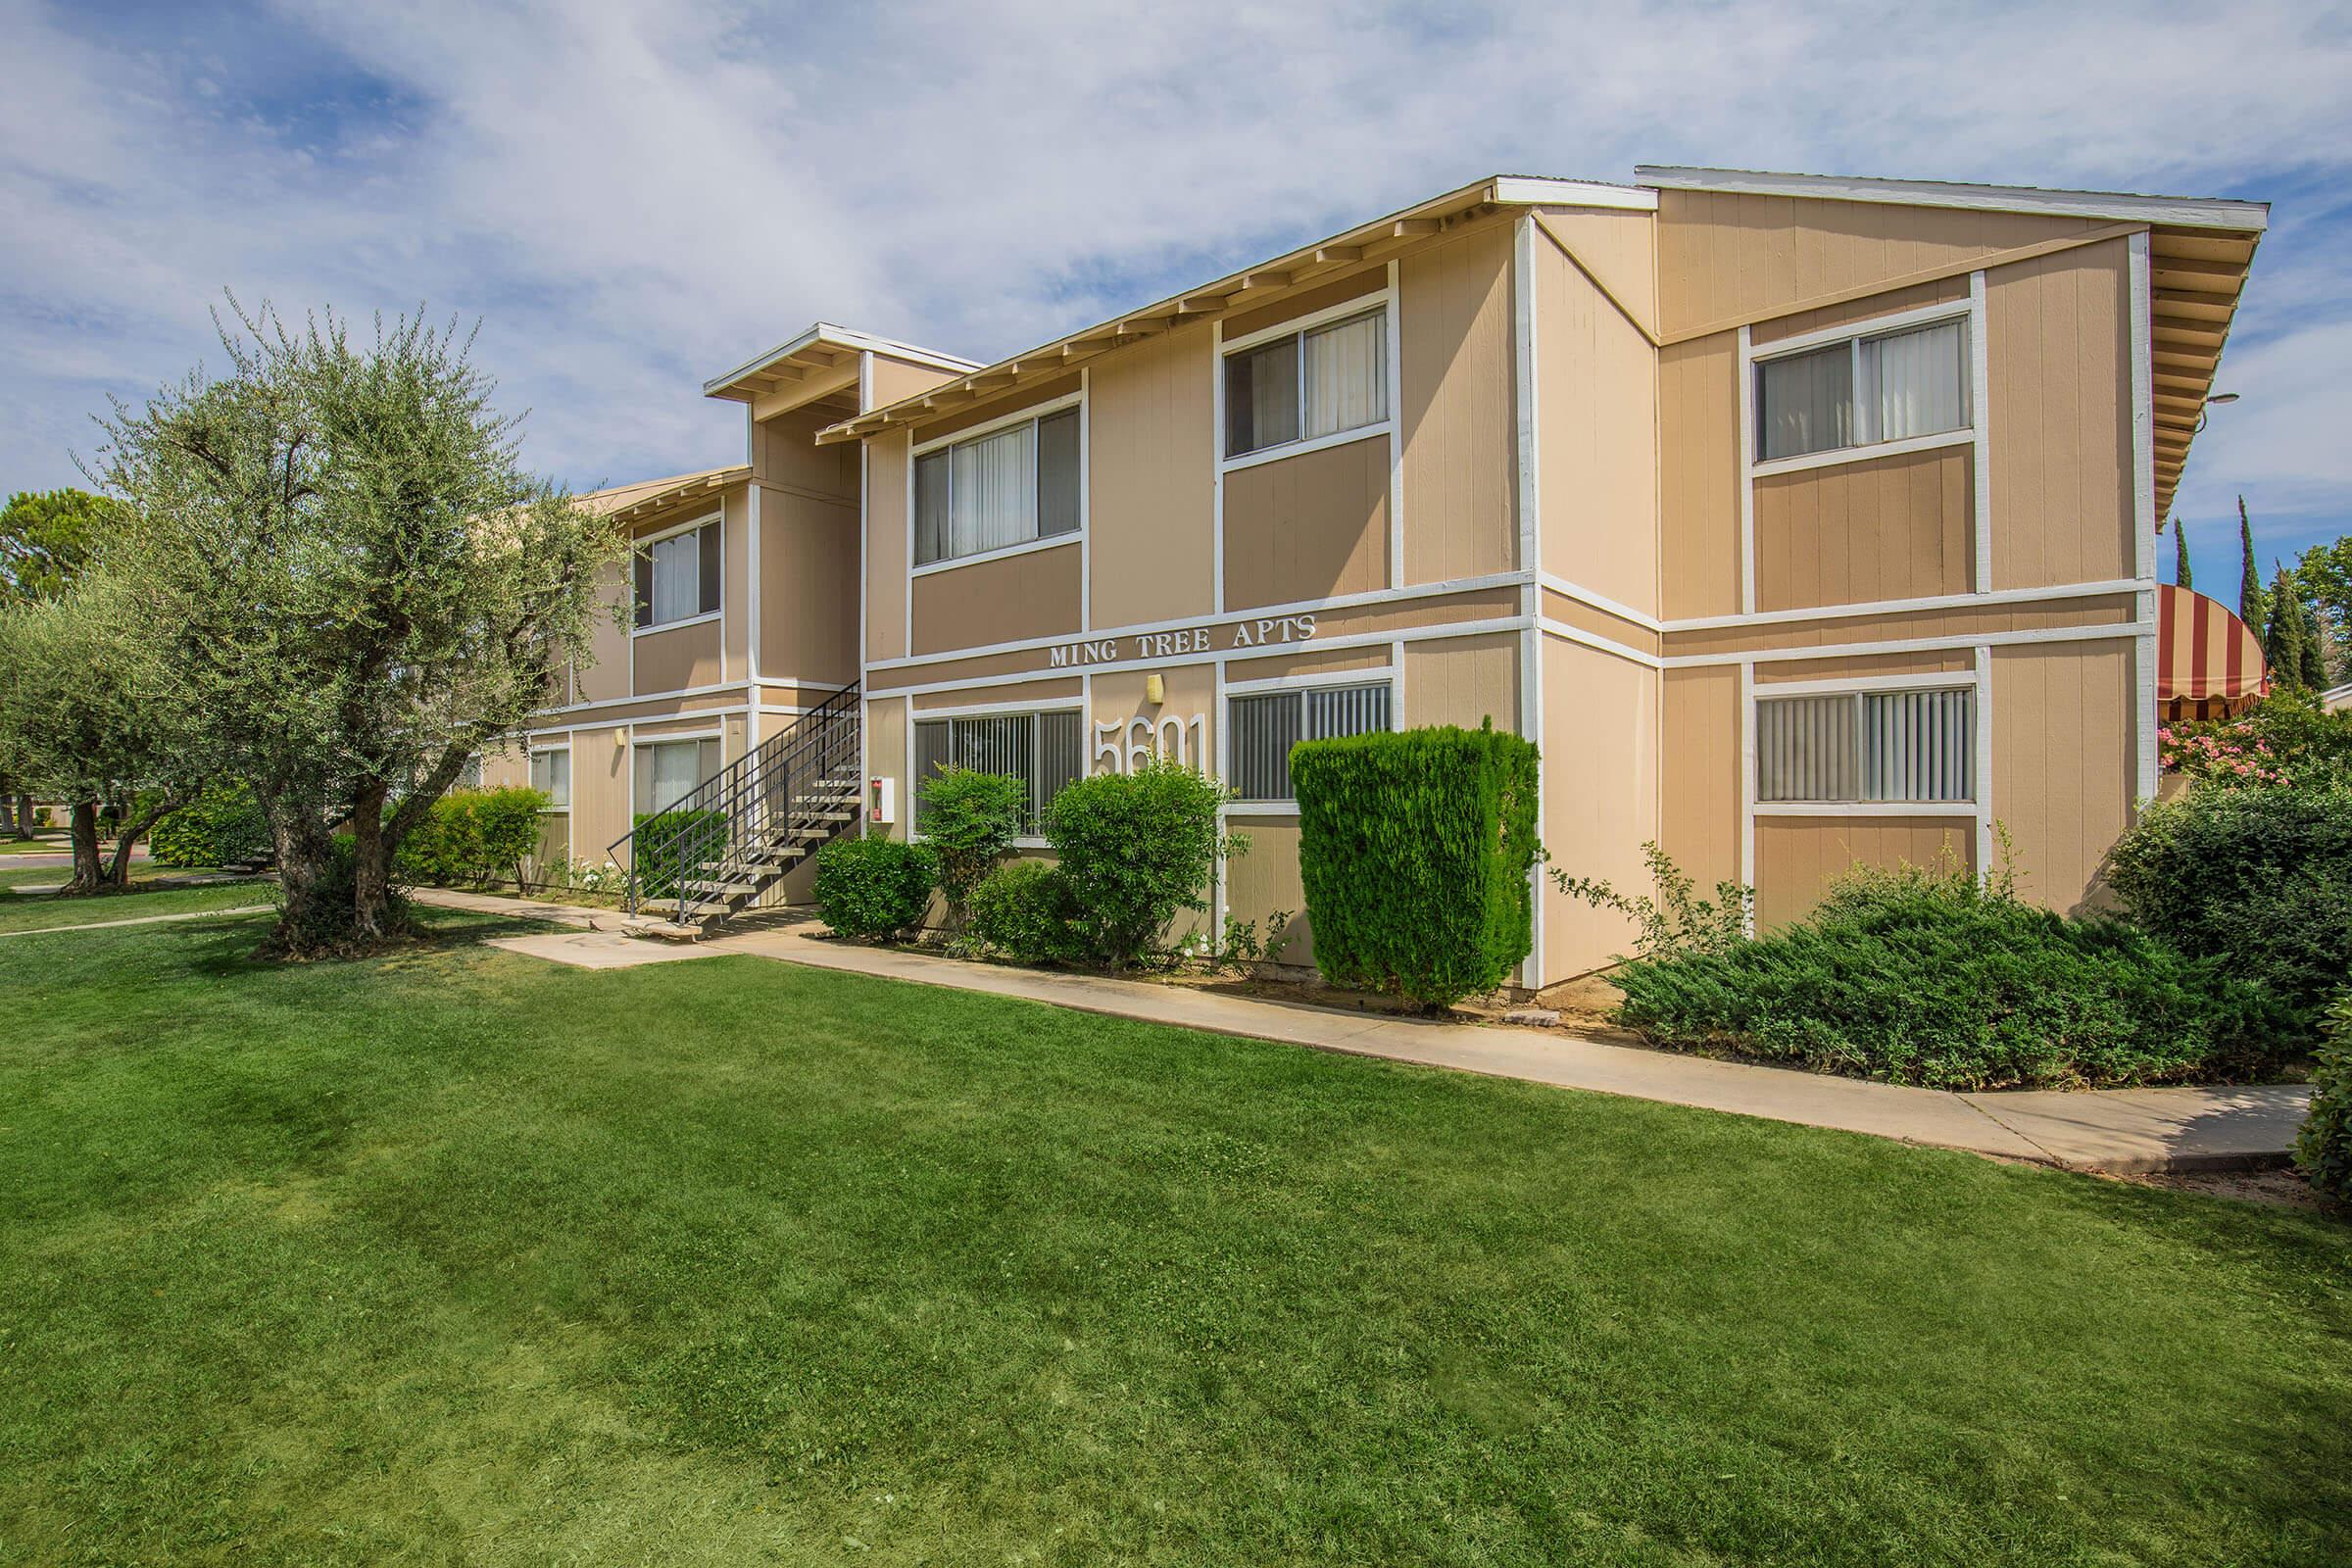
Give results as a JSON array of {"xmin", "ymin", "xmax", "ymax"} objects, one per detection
[{"xmin": 2, "ymin": 0, "xmax": 2346, "ymax": 558}]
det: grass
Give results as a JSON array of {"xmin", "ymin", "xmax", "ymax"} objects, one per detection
[
  {"xmin": 0, "ymin": 908, "xmax": 2347, "ymax": 1566},
  {"xmin": 0, "ymin": 877, "xmax": 273, "ymax": 933}
]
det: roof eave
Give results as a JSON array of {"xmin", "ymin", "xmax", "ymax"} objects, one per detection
[{"xmin": 1636, "ymin": 165, "xmax": 2269, "ymax": 234}]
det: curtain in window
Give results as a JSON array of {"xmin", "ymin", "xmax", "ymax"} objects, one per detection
[
  {"xmin": 1861, "ymin": 320, "xmax": 1967, "ymax": 443},
  {"xmin": 1757, "ymin": 344, "xmax": 1853, "ymax": 462},
  {"xmin": 1036, "ymin": 410, "xmax": 1080, "ymax": 538},
  {"xmin": 1756, "ymin": 695, "xmax": 1858, "ymax": 803},
  {"xmin": 950, "ymin": 424, "xmax": 1035, "ymax": 559},
  {"xmin": 531, "ymin": 749, "xmax": 570, "ymax": 808},
  {"xmin": 1226, "ymin": 338, "xmax": 1300, "ymax": 457},
  {"xmin": 636, "ymin": 739, "xmax": 716, "ymax": 815},
  {"xmin": 650, "ymin": 530, "xmax": 701, "ymax": 623},
  {"xmin": 914, "ymin": 451, "xmax": 952, "ymax": 565},
  {"xmin": 1303, "ymin": 311, "xmax": 1386, "ymax": 439},
  {"xmin": 1862, "ymin": 689, "xmax": 1972, "ymax": 802}
]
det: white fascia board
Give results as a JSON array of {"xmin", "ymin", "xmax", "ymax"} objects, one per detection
[
  {"xmin": 703, "ymin": 322, "xmax": 982, "ymax": 397},
  {"xmin": 1634, "ymin": 167, "xmax": 2269, "ymax": 233},
  {"xmin": 1490, "ymin": 176, "xmax": 1657, "ymax": 212}
]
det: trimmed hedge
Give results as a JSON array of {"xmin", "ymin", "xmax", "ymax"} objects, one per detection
[
  {"xmin": 968, "ymin": 858, "xmax": 1082, "ymax": 965},
  {"xmin": 1043, "ymin": 759, "xmax": 1231, "ymax": 968},
  {"xmin": 2296, "ymin": 995, "xmax": 2352, "ymax": 1202},
  {"xmin": 2104, "ymin": 785, "xmax": 2352, "ymax": 1039},
  {"xmin": 1610, "ymin": 860, "xmax": 2285, "ymax": 1091},
  {"xmin": 630, "ymin": 808, "xmax": 728, "ymax": 900},
  {"xmin": 812, "ymin": 835, "xmax": 937, "ymax": 941},
  {"xmin": 396, "ymin": 786, "xmax": 549, "ymax": 886},
  {"xmin": 1292, "ymin": 722, "xmax": 1540, "ymax": 1007},
  {"xmin": 151, "ymin": 782, "xmax": 270, "ymax": 867}
]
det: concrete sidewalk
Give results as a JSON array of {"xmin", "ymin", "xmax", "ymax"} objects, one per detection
[{"xmin": 412, "ymin": 887, "xmax": 2313, "ymax": 1176}]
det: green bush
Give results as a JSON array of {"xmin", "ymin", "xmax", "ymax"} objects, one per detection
[
  {"xmin": 1610, "ymin": 859, "xmax": 2284, "ymax": 1091},
  {"xmin": 151, "ymin": 781, "xmax": 271, "ymax": 867},
  {"xmin": 396, "ymin": 786, "xmax": 549, "ymax": 887},
  {"xmin": 2159, "ymin": 688, "xmax": 2352, "ymax": 789},
  {"xmin": 629, "ymin": 808, "xmax": 728, "ymax": 900},
  {"xmin": 966, "ymin": 858, "xmax": 1082, "ymax": 964},
  {"xmin": 2105, "ymin": 785, "xmax": 2352, "ymax": 1038},
  {"xmin": 1292, "ymin": 722, "xmax": 1541, "ymax": 1007},
  {"xmin": 2295, "ymin": 995, "xmax": 2352, "ymax": 1202},
  {"xmin": 1043, "ymin": 758, "xmax": 1233, "ymax": 968},
  {"xmin": 812, "ymin": 835, "xmax": 938, "ymax": 941},
  {"xmin": 917, "ymin": 766, "xmax": 1028, "ymax": 924}
]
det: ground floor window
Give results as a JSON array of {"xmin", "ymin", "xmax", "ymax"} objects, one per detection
[
  {"xmin": 457, "ymin": 756, "xmax": 483, "ymax": 790},
  {"xmin": 1755, "ymin": 686, "xmax": 1973, "ymax": 804},
  {"xmin": 530, "ymin": 747, "xmax": 571, "ymax": 808},
  {"xmin": 634, "ymin": 737, "xmax": 720, "ymax": 815},
  {"xmin": 913, "ymin": 710, "xmax": 1085, "ymax": 831},
  {"xmin": 1227, "ymin": 680, "xmax": 1392, "ymax": 802}
]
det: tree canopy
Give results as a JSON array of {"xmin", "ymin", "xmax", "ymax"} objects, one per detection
[{"xmin": 0, "ymin": 487, "xmax": 118, "ymax": 605}]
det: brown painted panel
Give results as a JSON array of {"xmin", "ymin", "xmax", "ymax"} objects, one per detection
[
  {"xmin": 573, "ymin": 557, "xmax": 633, "ymax": 705},
  {"xmin": 756, "ymin": 405, "xmax": 861, "ymax": 497},
  {"xmin": 1400, "ymin": 220, "xmax": 1517, "ymax": 584},
  {"xmin": 1534, "ymin": 206, "xmax": 1658, "ymax": 338},
  {"xmin": 1754, "ymin": 649, "xmax": 1973, "ymax": 684},
  {"xmin": 1660, "ymin": 664, "xmax": 1740, "ymax": 895},
  {"xmin": 912, "ymin": 677, "xmax": 1081, "ymax": 710},
  {"xmin": 867, "ymin": 354, "xmax": 960, "ymax": 412},
  {"xmin": 1658, "ymin": 332, "xmax": 1741, "ymax": 618},
  {"xmin": 1536, "ymin": 231, "xmax": 1659, "ymax": 614},
  {"xmin": 1750, "ymin": 275, "xmax": 1970, "ymax": 345},
  {"xmin": 865, "ymin": 431, "xmax": 910, "ymax": 663},
  {"xmin": 1224, "ymin": 817, "xmax": 1314, "ymax": 969},
  {"xmin": 1662, "ymin": 594, "xmax": 2135, "ymax": 660},
  {"xmin": 1988, "ymin": 238, "xmax": 2133, "ymax": 590},
  {"xmin": 1221, "ymin": 433, "xmax": 1390, "ymax": 612},
  {"xmin": 760, "ymin": 486, "xmax": 860, "ymax": 685},
  {"xmin": 1225, "ymin": 646, "xmax": 1390, "ymax": 683},
  {"xmin": 632, "ymin": 618, "xmax": 722, "ymax": 696},
  {"xmin": 1403, "ymin": 631, "xmax": 1519, "ymax": 732},
  {"xmin": 1752, "ymin": 446, "xmax": 1973, "ymax": 613},
  {"xmin": 1543, "ymin": 636, "xmax": 1660, "ymax": 979},
  {"xmin": 1090, "ymin": 322, "xmax": 1216, "ymax": 629},
  {"xmin": 1993, "ymin": 641, "xmax": 2134, "ymax": 916},
  {"xmin": 910, "ymin": 539, "xmax": 1084, "ymax": 657},
  {"xmin": 1754, "ymin": 817, "xmax": 1974, "ymax": 929}
]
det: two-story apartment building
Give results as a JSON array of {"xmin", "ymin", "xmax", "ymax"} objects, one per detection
[{"xmin": 511, "ymin": 166, "xmax": 2265, "ymax": 991}]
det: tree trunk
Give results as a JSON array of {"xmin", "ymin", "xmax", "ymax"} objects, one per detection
[
  {"xmin": 265, "ymin": 797, "xmax": 339, "ymax": 955},
  {"xmin": 65, "ymin": 801, "xmax": 105, "ymax": 895},
  {"xmin": 0, "ymin": 788, "xmax": 14, "ymax": 835},
  {"xmin": 350, "ymin": 779, "xmax": 393, "ymax": 940},
  {"xmin": 10, "ymin": 793, "xmax": 30, "ymax": 840},
  {"xmin": 105, "ymin": 794, "xmax": 184, "ymax": 891}
]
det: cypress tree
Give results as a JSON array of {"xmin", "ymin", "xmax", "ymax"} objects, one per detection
[
  {"xmin": 2264, "ymin": 566, "xmax": 2308, "ymax": 687},
  {"xmin": 2172, "ymin": 517, "xmax": 2192, "ymax": 589},
  {"xmin": 2299, "ymin": 593, "xmax": 2330, "ymax": 688},
  {"xmin": 2238, "ymin": 497, "xmax": 2265, "ymax": 627}
]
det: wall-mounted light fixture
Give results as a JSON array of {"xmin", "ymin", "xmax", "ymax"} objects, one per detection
[{"xmin": 1144, "ymin": 672, "xmax": 1166, "ymax": 706}]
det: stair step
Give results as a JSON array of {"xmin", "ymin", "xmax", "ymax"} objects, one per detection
[{"xmin": 681, "ymin": 878, "xmax": 759, "ymax": 897}]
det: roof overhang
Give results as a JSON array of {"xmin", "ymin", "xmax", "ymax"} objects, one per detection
[
  {"xmin": 584, "ymin": 465, "xmax": 753, "ymax": 526},
  {"xmin": 815, "ymin": 174, "xmax": 1652, "ymax": 445},
  {"xmin": 703, "ymin": 323, "xmax": 981, "ymax": 411},
  {"xmin": 1635, "ymin": 166, "xmax": 2270, "ymax": 233}
]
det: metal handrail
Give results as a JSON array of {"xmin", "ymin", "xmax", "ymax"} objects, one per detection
[{"xmin": 605, "ymin": 679, "xmax": 861, "ymax": 922}]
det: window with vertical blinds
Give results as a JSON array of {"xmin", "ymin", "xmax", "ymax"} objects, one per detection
[
  {"xmin": 1224, "ymin": 307, "xmax": 1389, "ymax": 459},
  {"xmin": 912, "ymin": 709, "xmax": 1085, "ymax": 832},
  {"xmin": 1756, "ymin": 688, "xmax": 1973, "ymax": 804},
  {"xmin": 1229, "ymin": 680, "xmax": 1392, "ymax": 802},
  {"xmin": 913, "ymin": 406, "xmax": 1081, "ymax": 566},
  {"xmin": 1755, "ymin": 315, "xmax": 1970, "ymax": 463}
]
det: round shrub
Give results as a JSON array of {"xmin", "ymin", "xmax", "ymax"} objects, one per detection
[
  {"xmin": 916, "ymin": 766, "xmax": 1027, "ymax": 923},
  {"xmin": 1043, "ymin": 759, "xmax": 1231, "ymax": 968},
  {"xmin": 2295, "ymin": 995, "xmax": 2352, "ymax": 1203},
  {"xmin": 812, "ymin": 835, "xmax": 937, "ymax": 942},
  {"xmin": 151, "ymin": 781, "xmax": 271, "ymax": 867},
  {"xmin": 2104, "ymin": 785, "xmax": 2352, "ymax": 1038},
  {"xmin": 967, "ymin": 859, "xmax": 1080, "ymax": 965}
]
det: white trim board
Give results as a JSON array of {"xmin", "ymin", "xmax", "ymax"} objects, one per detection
[
  {"xmin": 1633, "ymin": 166, "xmax": 2268, "ymax": 233},
  {"xmin": 1669, "ymin": 619, "xmax": 2139, "ymax": 668},
  {"xmin": 703, "ymin": 321, "xmax": 982, "ymax": 397}
]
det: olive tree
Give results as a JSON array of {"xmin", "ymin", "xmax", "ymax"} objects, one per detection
[
  {"xmin": 95, "ymin": 300, "xmax": 622, "ymax": 954},
  {"xmin": 0, "ymin": 574, "xmax": 201, "ymax": 892}
]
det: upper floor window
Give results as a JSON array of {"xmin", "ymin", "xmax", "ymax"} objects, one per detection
[
  {"xmin": 1224, "ymin": 307, "xmax": 1388, "ymax": 460},
  {"xmin": 1227, "ymin": 680, "xmax": 1392, "ymax": 802},
  {"xmin": 633, "ymin": 521, "xmax": 720, "ymax": 629},
  {"xmin": 914, "ymin": 407, "xmax": 1081, "ymax": 567},
  {"xmin": 913, "ymin": 710, "xmax": 1085, "ymax": 832},
  {"xmin": 1756, "ymin": 687, "xmax": 1973, "ymax": 805},
  {"xmin": 1755, "ymin": 318, "xmax": 1969, "ymax": 464}
]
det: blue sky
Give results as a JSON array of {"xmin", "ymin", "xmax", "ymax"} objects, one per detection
[{"xmin": 4, "ymin": 0, "xmax": 2347, "ymax": 583}]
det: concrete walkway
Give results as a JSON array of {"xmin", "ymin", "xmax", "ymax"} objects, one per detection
[
  {"xmin": 409, "ymin": 887, "xmax": 2312, "ymax": 1176},
  {"xmin": 0, "ymin": 905, "xmax": 275, "ymax": 938}
]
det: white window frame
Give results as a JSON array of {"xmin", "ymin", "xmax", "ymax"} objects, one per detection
[
  {"xmin": 529, "ymin": 743, "xmax": 571, "ymax": 811},
  {"xmin": 907, "ymin": 698, "xmax": 1087, "ymax": 848},
  {"xmin": 1217, "ymin": 292, "xmax": 1398, "ymax": 474},
  {"xmin": 630, "ymin": 730, "xmax": 722, "ymax": 818},
  {"xmin": 1219, "ymin": 667, "xmax": 1398, "ymax": 814},
  {"xmin": 1745, "ymin": 300, "xmax": 1976, "ymax": 478},
  {"xmin": 908, "ymin": 392, "xmax": 1086, "ymax": 576},
  {"xmin": 630, "ymin": 512, "xmax": 723, "ymax": 637},
  {"xmin": 1749, "ymin": 671, "xmax": 1978, "ymax": 817}
]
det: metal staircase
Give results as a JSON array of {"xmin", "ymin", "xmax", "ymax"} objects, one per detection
[{"xmin": 609, "ymin": 680, "xmax": 862, "ymax": 932}]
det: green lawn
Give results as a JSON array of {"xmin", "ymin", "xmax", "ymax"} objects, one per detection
[
  {"xmin": 0, "ymin": 876, "xmax": 273, "ymax": 932},
  {"xmin": 1, "ymin": 906, "xmax": 2346, "ymax": 1566}
]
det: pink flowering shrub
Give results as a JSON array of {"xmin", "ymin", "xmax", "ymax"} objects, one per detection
[{"xmin": 2159, "ymin": 690, "xmax": 2352, "ymax": 790}]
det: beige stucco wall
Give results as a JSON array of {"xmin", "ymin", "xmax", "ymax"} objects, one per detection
[
  {"xmin": 1399, "ymin": 220, "xmax": 1517, "ymax": 584},
  {"xmin": 1088, "ymin": 322, "xmax": 1216, "ymax": 629},
  {"xmin": 1534, "ymin": 219, "xmax": 1660, "ymax": 615},
  {"xmin": 1221, "ymin": 433, "xmax": 1390, "ymax": 611}
]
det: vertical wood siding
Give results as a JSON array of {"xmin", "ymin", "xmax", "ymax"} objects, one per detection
[
  {"xmin": 1220, "ymin": 434, "xmax": 1390, "ymax": 611},
  {"xmin": 1657, "ymin": 333, "xmax": 1741, "ymax": 618},
  {"xmin": 1992, "ymin": 640, "xmax": 2135, "ymax": 914},
  {"xmin": 1091, "ymin": 323, "xmax": 1216, "ymax": 629},
  {"xmin": 1751, "ymin": 447, "xmax": 1973, "ymax": 612},
  {"xmin": 1535, "ymin": 226, "xmax": 1660, "ymax": 614},
  {"xmin": 1543, "ymin": 636, "xmax": 1660, "ymax": 977},
  {"xmin": 1400, "ymin": 221, "xmax": 1517, "ymax": 584}
]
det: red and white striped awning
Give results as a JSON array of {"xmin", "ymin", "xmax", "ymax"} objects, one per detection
[{"xmin": 2157, "ymin": 584, "xmax": 2269, "ymax": 720}]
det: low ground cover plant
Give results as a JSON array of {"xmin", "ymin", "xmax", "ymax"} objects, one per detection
[
  {"xmin": 395, "ymin": 786, "xmax": 548, "ymax": 887},
  {"xmin": 1293, "ymin": 722, "xmax": 1540, "ymax": 1007},
  {"xmin": 1584, "ymin": 854, "xmax": 2283, "ymax": 1091},
  {"xmin": 812, "ymin": 835, "xmax": 937, "ymax": 941},
  {"xmin": 2103, "ymin": 784, "xmax": 2352, "ymax": 1041}
]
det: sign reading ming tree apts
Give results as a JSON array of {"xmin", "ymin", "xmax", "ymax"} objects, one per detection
[{"xmin": 1048, "ymin": 612, "xmax": 1317, "ymax": 669}]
